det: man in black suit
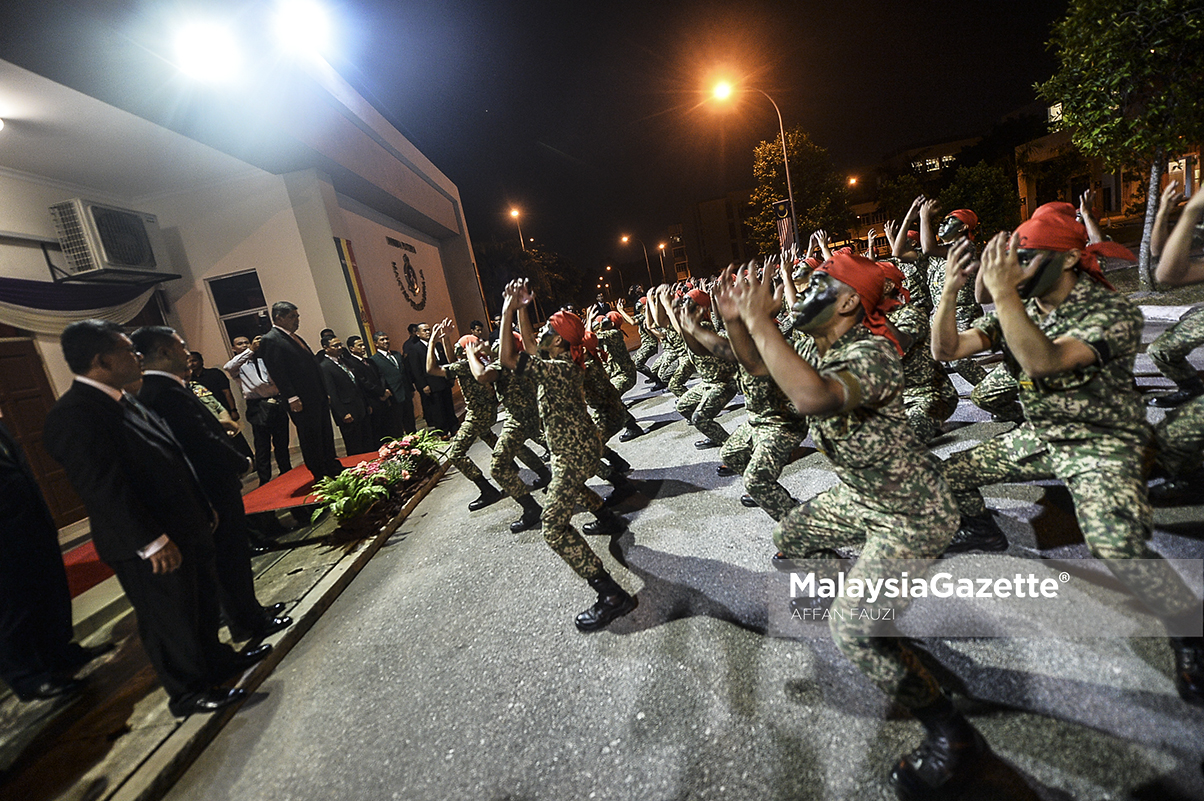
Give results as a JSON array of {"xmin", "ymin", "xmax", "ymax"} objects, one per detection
[
  {"xmin": 346, "ymin": 335, "xmax": 396, "ymax": 444},
  {"xmin": 43, "ymin": 320, "xmax": 263, "ymax": 717},
  {"xmin": 370, "ymin": 331, "xmax": 416, "ymax": 435},
  {"xmin": 258, "ymin": 302, "xmax": 342, "ymax": 481},
  {"xmin": 404, "ymin": 322, "xmax": 458, "ymax": 435},
  {"xmin": 318, "ymin": 334, "xmax": 374, "ymax": 456},
  {"xmin": 132, "ymin": 327, "xmax": 292, "ymax": 643},
  {"xmin": 0, "ymin": 413, "xmax": 114, "ymax": 701}
]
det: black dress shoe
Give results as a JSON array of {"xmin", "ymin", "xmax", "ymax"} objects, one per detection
[
  {"xmin": 694, "ymin": 439, "xmax": 719, "ymax": 450},
  {"xmin": 740, "ymin": 494, "xmax": 759, "ymax": 508},
  {"xmin": 265, "ymin": 603, "xmax": 288, "ymax": 617},
  {"xmin": 716, "ymin": 465, "xmax": 738, "ymax": 477},
  {"xmin": 169, "ymin": 687, "xmax": 247, "ymax": 718},
  {"xmin": 942, "ymin": 513, "xmax": 1008, "ymax": 556},
  {"xmin": 256, "ymin": 615, "xmax": 293, "ymax": 637},
  {"xmin": 14, "ymin": 677, "xmax": 86, "ymax": 702},
  {"xmin": 238, "ymin": 643, "xmax": 273, "ymax": 665},
  {"xmin": 60, "ymin": 641, "xmax": 116, "ymax": 670}
]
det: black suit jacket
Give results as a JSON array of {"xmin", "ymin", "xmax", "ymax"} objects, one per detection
[
  {"xmin": 318, "ymin": 357, "xmax": 367, "ymax": 423},
  {"xmin": 368, "ymin": 349, "xmax": 414, "ymax": 397},
  {"xmin": 403, "ymin": 336, "xmax": 451, "ymax": 393},
  {"xmin": 43, "ymin": 382, "xmax": 215, "ymax": 564},
  {"xmin": 137, "ymin": 374, "xmax": 249, "ymax": 499},
  {"xmin": 259, "ymin": 327, "xmax": 328, "ymax": 409}
]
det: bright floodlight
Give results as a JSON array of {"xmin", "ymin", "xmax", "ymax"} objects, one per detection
[
  {"xmin": 274, "ymin": 0, "xmax": 330, "ymax": 57},
  {"xmin": 621, "ymin": 235, "xmax": 630, "ymax": 243},
  {"xmin": 175, "ymin": 22, "xmax": 242, "ymax": 81},
  {"xmin": 510, "ymin": 209, "xmax": 520, "ymax": 218},
  {"xmin": 713, "ymin": 81, "xmax": 733, "ymax": 100}
]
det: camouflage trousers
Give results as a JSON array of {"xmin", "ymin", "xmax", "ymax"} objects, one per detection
[
  {"xmin": 447, "ymin": 412, "xmax": 498, "ymax": 482},
  {"xmin": 633, "ymin": 339, "xmax": 659, "ymax": 371},
  {"xmin": 904, "ymin": 378, "xmax": 959, "ymax": 444},
  {"xmin": 1148, "ymin": 306, "xmax": 1204, "ymax": 385},
  {"xmin": 668, "ymin": 358, "xmax": 696, "ymax": 397},
  {"xmin": 655, "ymin": 351, "xmax": 681, "ymax": 384},
  {"xmin": 677, "ymin": 380, "xmax": 737, "ymax": 445},
  {"xmin": 490, "ymin": 416, "xmax": 549, "ymax": 500},
  {"xmin": 1154, "ymin": 394, "xmax": 1204, "ymax": 476},
  {"xmin": 775, "ymin": 481, "xmax": 959, "ymax": 708},
  {"xmin": 543, "ymin": 450, "xmax": 607, "ymax": 581},
  {"xmin": 719, "ymin": 417, "xmax": 806, "ymax": 520},
  {"xmin": 970, "ymin": 364, "xmax": 1020, "ymax": 418},
  {"xmin": 943, "ymin": 427, "xmax": 1199, "ymax": 619},
  {"xmin": 610, "ymin": 366, "xmax": 636, "ymax": 398}
]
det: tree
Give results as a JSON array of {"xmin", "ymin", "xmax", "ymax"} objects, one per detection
[
  {"xmin": 1036, "ymin": 0, "xmax": 1204, "ymax": 289},
  {"xmin": 938, "ymin": 162, "xmax": 1022, "ymax": 239},
  {"xmin": 474, "ymin": 241, "xmax": 590, "ymax": 319},
  {"xmin": 749, "ymin": 127, "xmax": 854, "ymax": 256}
]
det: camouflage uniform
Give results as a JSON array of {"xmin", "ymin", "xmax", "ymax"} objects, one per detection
[
  {"xmin": 969, "ymin": 363, "xmax": 1021, "ymax": 418},
  {"xmin": 598, "ymin": 328, "xmax": 637, "ymax": 396},
  {"xmin": 926, "ymin": 252, "xmax": 987, "ymax": 385},
  {"xmin": 654, "ymin": 327, "xmax": 683, "ymax": 385},
  {"xmin": 888, "ymin": 303, "xmax": 958, "ymax": 444},
  {"xmin": 1147, "ymin": 305, "xmax": 1204, "ymax": 386},
  {"xmin": 515, "ymin": 352, "xmax": 607, "ymax": 580},
  {"xmin": 942, "ymin": 277, "xmax": 1199, "ymax": 620},
  {"xmin": 582, "ymin": 356, "xmax": 630, "ymax": 481},
  {"xmin": 664, "ymin": 329, "xmax": 696, "ymax": 396},
  {"xmin": 676, "ymin": 328, "xmax": 738, "ymax": 445},
  {"xmin": 1155, "ymin": 395, "xmax": 1204, "ymax": 476},
  {"xmin": 631, "ymin": 310, "xmax": 659, "ymax": 372},
  {"xmin": 442, "ymin": 360, "xmax": 499, "ymax": 482},
  {"xmin": 774, "ymin": 325, "xmax": 960, "ymax": 710},
  {"xmin": 491, "ymin": 361, "xmax": 550, "ymax": 500},
  {"xmin": 720, "ymin": 334, "xmax": 814, "ymax": 520}
]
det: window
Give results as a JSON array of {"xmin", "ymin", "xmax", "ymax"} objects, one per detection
[{"xmin": 206, "ymin": 270, "xmax": 269, "ymax": 349}]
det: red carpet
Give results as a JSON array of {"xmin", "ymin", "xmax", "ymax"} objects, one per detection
[
  {"xmin": 242, "ymin": 452, "xmax": 379, "ymax": 515},
  {"xmin": 64, "ymin": 541, "xmax": 114, "ymax": 598}
]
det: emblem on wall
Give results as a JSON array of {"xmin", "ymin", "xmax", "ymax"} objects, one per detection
[{"xmin": 392, "ymin": 254, "xmax": 427, "ymax": 311}]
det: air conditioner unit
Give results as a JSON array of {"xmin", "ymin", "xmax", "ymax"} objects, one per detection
[{"xmin": 48, "ymin": 198, "xmax": 179, "ymax": 284}]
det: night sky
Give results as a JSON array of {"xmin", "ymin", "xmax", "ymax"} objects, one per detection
[{"xmin": 1, "ymin": 0, "xmax": 1069, "ymax": 272}]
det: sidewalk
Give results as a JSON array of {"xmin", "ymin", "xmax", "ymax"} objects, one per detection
[{"xmin": 0, "ymin": 462, "xmax": 446, "ymax": 801}]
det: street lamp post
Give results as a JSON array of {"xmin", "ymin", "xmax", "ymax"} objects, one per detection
[
  {"xmin": 713, "ymin": 82, "xmax": 799, "ymax": 250},
  {"xmin": 605, "ymin": 264, "xmax": 625, "ymax": 296},
  {"xmin": 510, "ymin": 209, "xmax": 526, "ymax": 251},
  {"xmin": 657, "ymin": 243, "xmax": 668, "ymax": 283},
  {"xmin": 620, "ymin": 235, "xmax": 653, "ymax": 287}
]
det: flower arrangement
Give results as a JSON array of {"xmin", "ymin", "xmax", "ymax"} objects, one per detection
[{"xmin": 311, "ymin": 429, "xmax": 446, "ymax": 522}]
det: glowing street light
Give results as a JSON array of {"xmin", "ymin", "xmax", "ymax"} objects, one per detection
[
  {"xmin": 274, "ymin": 0, "xmax": 331, "ymax": 58},
  {"xmin": 712, "ymin": 81, "xmax": 798, "ymax": 249},
  {"xmin": 657, "ymin": 243, "xmax": 667, "ymax": 282},
  {"xmin": 620, "ymin": 235, "xmax": 653, "ymax": 287},
  {"xmin": 510, "ymin": 208, "xmax": 526, "ymax": 251},
  {"xmin": 174, "ymin": 21, "xmax": 243, "ymax": 82},
  {"xmin": 848, "ymin": 176, "xmax": 858, "ymax": 186}
]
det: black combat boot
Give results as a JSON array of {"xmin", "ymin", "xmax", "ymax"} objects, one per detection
[
  {"xmin": 531, "ymin": 468, "xmax": 553, "ymax": 491},
  {"xmin": 582, "ymin": 507, "xmax": 627, "ymax": 536},
  {"xmin": 1149, "ymin": 376, "xmax": 1204, "ymax": 408},
  {"xmin": 604, "ymin": 474, "xmax": 637, "ymax": 506},
  {"xmin": 1171, "ymin": 637, "xmax": 1204, "ymax": 707},
  {"xmin": 468, "ymin": 476, "xmax": 504, "ymax": 511},
  {"xmin": 1149, "ymin": 468, "xmax": 1204, "ymax": 505},
  {"xmin": 942, "ymin": 513, "xmax": 1008, "ymax": 556},
  {"xmin": 510, "ymin": 495, "xmax": 542, "ymax": 533},
  {"xmin": 603, "ymin": 448, "xmax": 632, "ymax": 474},
  {"xmin": 575, "ymin": 573, "xmax": 638, "ymax": 631},
  {"xmin": 890, "ymin": 694, "xmax": 987, "ymax": 799}
]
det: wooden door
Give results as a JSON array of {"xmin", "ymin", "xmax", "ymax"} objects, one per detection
[{"xmin": 0, "ymin": 338, "xmax": 87, "ymax": 527}]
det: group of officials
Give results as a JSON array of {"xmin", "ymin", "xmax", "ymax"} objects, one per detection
[{"xmin": 0, "ymin": 299, "xmax": 465, "ymax": 717}]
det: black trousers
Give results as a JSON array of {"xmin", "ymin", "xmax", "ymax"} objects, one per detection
[
  {"xmin": 247, "ymin": 398, "xmax": 292, "ymax": 484},
  {"xmin": 337, "ymin": 417, "xmax": 374, "ymax": 457},
  {"xmin": 110, "ymin": 551, "xmax": 239, "ymax": 703},
  {"xmin": 289, "ymin": 400, "xmax": 342, "ymax": 480},
  {"xmin": 421, "ymin": 388, "xmax": 459, "ymax": 434},
  {"xmin": 397, "ymin": 392, "xmax": 417, "ymax": 435},
  {"xmin": 210, "ymin": 489, "xmax": 264, "ymax": 635}
]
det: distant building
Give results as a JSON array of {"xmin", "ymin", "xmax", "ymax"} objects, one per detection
[{"xmin": 683, "ymin": 190, "xmax": 755, "ymax": 277}]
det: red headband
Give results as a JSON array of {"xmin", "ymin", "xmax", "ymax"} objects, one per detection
[
  {"xmin": 817, "ymin": 252, "xmax": 904, "ymax": 356},
  {"xmin": 549, "ymin": 310, "xmax": 587, "ymax": 367},
  {"xmin": 456, "ymin": 334, "xmax": 479, "ymax": 352},
  {"xmin": 1015, "ymin": 202, "xmax": 1134, "ymax": 290},
  {"xmin": 606, "ymin": 311, "xmax": 623, "ymax": 327},
  {"xmin": 949, "ymin": 209, "xmax": 978, "ymax": 230},
  {"xmin": 686, "ymin": 288, "xmax": 710, "ymax": 309},
  {"xmin": 906, "ymin": 230, "xmax": 920, "ymax": 242},
  {"xmin": 877, "ymin": 260, "xmax": 911, "ymax": 306}
]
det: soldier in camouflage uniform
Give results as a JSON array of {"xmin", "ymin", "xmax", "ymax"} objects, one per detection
[
  {"xmin": 498, "ymin": 281, "xmax": 636, "ymax": 631},
  {"xmin": 579, "ymin": 342, "xmax": 638, "ymax": 497},
  {"xmin": 932, "ymin": 203, "xmax": 1203, "ymax": 710},
  {"xmin": 663, "ymin": 286, "xmax": 737, "ymax": 448},
  {"xmin": 427, "ymin": 322, "xmax": 504, "ymax": 511},
  {"xmin": 879, "ymin": 260, "xmax": 958, "ymax": 444},
  {"xmin": 919, "ymin": 199, "xmax": 988, "ymax": 386},
  {"xmin": 591, "ymin": 311, "xmax": 645, "ymax": 442},
  {"xmin": 682, "ymin": 281, "xmax": 811, "ymax": 520},
  {"xmin": 1146, "ymin": 306, "xmax": 1204, "ymax": 407},
  {"xmin": 618, "ymin": 296, "xmax": 662, "ymax": 384},
  {"xmin": 463, "ymin": 336, "xmax": 552, "ymax": 532},
  {"xmin": 722, "ymin": 254, "xmax": 983, "ymax": 796}
]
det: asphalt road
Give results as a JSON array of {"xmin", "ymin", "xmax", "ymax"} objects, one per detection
[{"xmin": 165, "ymin": 320, "xmax": 1204, "ymax": 801}]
